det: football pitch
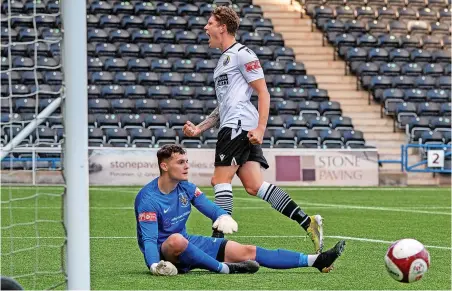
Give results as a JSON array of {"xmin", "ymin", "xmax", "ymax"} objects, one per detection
[{"xmin": 1, "ymin": 186, "xmax": 451, "ymax": 290}]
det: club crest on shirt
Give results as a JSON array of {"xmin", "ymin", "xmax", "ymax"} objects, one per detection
[
  {"xmin": 223, "ymin": 55, "xmax": 230, "ymax": 66},
  {"xmin": 179, "ymin": 192, "xmax": 189, "ymax": 207}
]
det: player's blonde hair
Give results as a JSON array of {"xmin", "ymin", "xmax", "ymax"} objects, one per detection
[{"xmin": 211, "ymin": 6, "xmax": 240, "ymax": 35}]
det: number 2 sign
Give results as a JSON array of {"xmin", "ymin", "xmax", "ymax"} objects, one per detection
[{"xmin": 427, "ymin": 150, "xmax": 445, "ymax": 168}]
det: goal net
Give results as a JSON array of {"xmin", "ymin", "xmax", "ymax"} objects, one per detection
[{"xmin": 1, "ymin": 0, "xmax": 89, "ymax": 289}]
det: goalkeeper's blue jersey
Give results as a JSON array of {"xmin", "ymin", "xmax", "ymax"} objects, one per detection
[{"xmin": 134, "ymin": 177, "xmax": 227, "ymax": 267}]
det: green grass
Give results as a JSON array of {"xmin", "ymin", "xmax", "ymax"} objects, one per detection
[{"xmin": 1, "ymin": 186, "xmax": 451, "ymax": 290}]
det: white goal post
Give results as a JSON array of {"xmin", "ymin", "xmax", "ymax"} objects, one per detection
[{"xmin": 61, "ymin": 0, "xmax": 90, "ymax": 289}]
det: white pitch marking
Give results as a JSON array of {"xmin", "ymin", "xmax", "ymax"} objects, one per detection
[
  {"xmin": 5, "ymin": 235, "xmax": 450, "ymax": 250},
  {"xmin": 3, "ymin": 186, "xmax": 450, "ymax": 192}
]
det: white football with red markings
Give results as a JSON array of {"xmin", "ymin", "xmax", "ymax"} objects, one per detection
[{"xmin": 384, "ymin": 238, "xmax": 430, "ymax": 283}]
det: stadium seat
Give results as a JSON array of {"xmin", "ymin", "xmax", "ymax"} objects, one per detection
[
  {"xmin": 129, "ymin": 127, "xmax": 153, "ymax": 147},
  {"xmin": 105, "ymin": 128, "xmax": 129, "ymax": 146},
  {"xmin": 281, "ymin": 115, "xmax": 307, "ymax": 130},
  {"xmin": 111, "ymin": 99, "xmax": 134, "ymax": 113},
  {"xmin": 308, "ymin": 116, "xmax": 331, "ymax": 130},
  {"xmin": 295, "ymin": 75, "xmax": 318, "ymax": 89},
  {"xmin": 267, "ymin": 115, "xmax": 285, "ymax": 129},
  {"xmin": 342, "ymin": 129, "xmax": 365, "ymax": 146},
  {"xmin": 120, "ymin": 114, "xmax": 146, "ymax": 129},
  {"xmin": 396, "ymin": 102, "xmax": 418, "ymax": 129},
  {"xmin": 182, "ymin": 99, "xmax": 204, "ymax": 114},
  {"xmin": 318, "ymin": 129, "xmax": 344, "ymax": 147},
  {"xmin": 153, "ymin": 128, "xmax": 178, "ymax": 145},
  {"xmin": 96, "ymin": 114, "xmax": 121, "ymax": 129},
  {"xmin": 286, "ymin": 88, "xmax": 309, "ymax": 102},
  {"xmin": 419, "ymin": 130, "xmax": 444, "ymax": 145},
  {"xmin": 308, "ymin": 88, "xmax": 329, "ymax": 102},
  {"xmin": 296, "ymin": 129, "xmax": 319, "ymax": 148},
  {"xmin": 319, "ymin": 101, "xmax": 342, "ymax": 117},
  {"xmin": 273, "ymin": 128, "xmax": 296, "ymax": 146},
  {"xmin": 330, "ymin": 116, "xmax": 354, "ymax": 130}
]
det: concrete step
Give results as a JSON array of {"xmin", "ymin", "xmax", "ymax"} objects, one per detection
[
  {"xmin": 346, "ymin": 112, "xmax": 382, "ymax": 119},
  {"xmin": 351, "ymin": 117, "xmax": 394, "ymax": 126},
  {"xmin": 318, "ymin": 83, "xmax": 357, "ymax": 90},
  {"xmin": 341, "ymin": 105, "xmax": 381, "ymax": 112},
  {"xmin": 315, "ymin": 75, "xmax": 357, "ymax": 84},
  {"xmin": 293, "ymin": 46, "xmax": 334, "ymax": 55},
  {"xmin": 302, "ymin": 60, "xmax": 345, "ymax": 69},
  {"xmin": 274, "ymin": 25, "xmax": 313, "ymax": 33},
  {"xmin": 377, "ymin": 148, "xmax": 404, "ymax": 155},
  {"xmin": 366, "ymin": 132, "xmax": 406, "ymax": 140},
  {"xmin": 269, "ymin": 18, "xmax": 310, "ymax": 26},
  {"xmin": 407, "ymin": 172, "xmax": 438, "ymax": 185},
  {"xmin": 354, "ymin": 126, "xmax": 396, "ymax": 133},
  {"xmin": 296, "ymin": 54, "xmax": 335, "ymax": 61},
  {"xmin": 379, "ymin": 163, "xmax": 404, "ymax": 172},
  {"xmin": 366, "ymin": 140, "xmax": 405, "ymax": 149},
  {"xmin": 328, "ymin": 90, "xmax": 368, "ymax": 99},
  {"xmin": 263, "ymin": 11, "xmax": 304, "ymax": 18},
  {"xmin": 304, "ymin": 66, "xmax": 342, "ymax": 73},
  {"xmin": 335, "ymin": 99, "xmax": 369, "ymax": 105},
  {"xmin": 280, "ymin": 32, "xmax": 323, "ymax": 40},
  {"xmin": 259, "ymin": 4, "xmax": 300, "ymax": 12},
  {"xmin": 254, "ymin": 0, "xmax": 292, "ymax": 5},
  {"xmin": 286, "ymin": 39, "xmax": 323, "ymax": 47},
  {"xmin": 379, "ymin": 153, "xmax": 418, "ymax": 161}
]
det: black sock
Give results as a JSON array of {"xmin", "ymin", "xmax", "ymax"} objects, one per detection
[{"xmin": 257, "ymin": 182, "xmax": 311, "ymax": 230}]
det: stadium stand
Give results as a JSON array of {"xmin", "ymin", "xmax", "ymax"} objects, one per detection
[
  {"xmin": 1, "ymin": 0, "xmax": 450, "ymax": 184},
  {"xmin": 1, "ymin": 0, "xmax": 371, "ymax": 159}
]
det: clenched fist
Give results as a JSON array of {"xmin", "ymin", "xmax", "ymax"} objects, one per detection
[{"xmin": 183, "ymin": 121, "xmax": 201, "ymax": 137}]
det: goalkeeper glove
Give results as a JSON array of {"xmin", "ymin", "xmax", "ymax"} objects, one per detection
[
  {"xmin": 150, "ymin": 260, "xmax": 178, "ymax": 276},
  {"xmin": 212, "ymin": 214, "xmax": 238, "ymax": 234}
]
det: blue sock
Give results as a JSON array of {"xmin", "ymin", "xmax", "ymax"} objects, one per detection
[
  {"xmin": 256, "ymin": 247, "xmax": 308, "ymax": 269},
  {"xmin": 178, "ymin": 242, "xmax": 227, "ymax": 273}
]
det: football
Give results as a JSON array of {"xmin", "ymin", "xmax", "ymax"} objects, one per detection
[{"xmin": 384, "ymin": 238, "xmax": 430, "ymax": 283}]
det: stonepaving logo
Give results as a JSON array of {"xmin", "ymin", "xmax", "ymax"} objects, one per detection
[
  {"xmin": 275, "ymin": 154, "xmax": 365, "ymax": 182},
  {"xmin": 275, "ymin": 156, "xmax": 315, "ymax": 182}
]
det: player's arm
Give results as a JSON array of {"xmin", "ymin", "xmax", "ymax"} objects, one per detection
[
  {"xmin": 238, "ymin": 48, "xmax": 270, "ymax": 144},
  {"xmin": 191, "ymin": 187, "xmax": 238, "ymax": 234},
  {"xmin": 196, "ymin": 106, "xmax": 220, "ymax": 133},
  {"xmin": 250, "ymin": 78, "xmax": 270, "ymax": 133},
  {"xmin": 137, "ymin": 203, "xmax": 178, "ymax": 276},
  {"xmin": 137, "ymin": 204, "xmax": 160, "ymax": 267},
  {"xmin": 183, "ymin": 106, "xmax": 219, "ymax": 137}
]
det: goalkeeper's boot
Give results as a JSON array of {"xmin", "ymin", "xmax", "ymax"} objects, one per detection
[
  {"xmin": 306, "ymin": 214, "xmax": 324, "ymax": 254},
  {"xmin": 312, "ymin": 240, "xmax": 346, "ymax": 273},
  {"xmin": 212, "ymin": 228, "xmax": 224, "ymax": 238},
  {"xmin": 225, "ymin": 260, "xmax": 260, "ymax": 274}
]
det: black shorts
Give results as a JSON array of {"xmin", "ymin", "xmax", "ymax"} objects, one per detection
[{"xmin": 215, "ymin": 127, "xmax": 269, "ymax": 169}]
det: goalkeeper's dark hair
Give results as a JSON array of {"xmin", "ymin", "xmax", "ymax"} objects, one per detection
[
  {"xmin": 211, "ymin": 6, "xmax": 240, "ymax": 35},
  {"xmin": 157, "ymin": 144, "xmax": 187, "ymax": 174}
]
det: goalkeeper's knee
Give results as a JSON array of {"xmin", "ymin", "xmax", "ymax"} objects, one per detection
[{"xmin": 164, "ymin": 234, "xmax": 188, "ymax": 255}]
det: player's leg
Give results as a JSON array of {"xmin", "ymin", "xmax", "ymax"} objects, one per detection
[
  {"xmin": 211, "ymin": 126, "xmax": 250, "ymax": 237},
  {"xmin": 223, "ymin": 239, "xmax": 346, "ymax": 272},
  {"xmin": 237, "ymin": 146, "xmax": 324, "ymax": 254},
  {"xmin": 211, "ymin": 164, "xmax": 239, "ymax": 216},
  {"xmin": 160, "ymin": 234, "xmax": 259, "ymax": 274},
  {"xmin": 160, "ymin": 233, "xmax": 230, "ymax": 273}
]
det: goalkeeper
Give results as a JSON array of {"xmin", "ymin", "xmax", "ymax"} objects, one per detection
[{"xmin": 135, "ymin": 145, "xmax": 346, "ymax": 276}]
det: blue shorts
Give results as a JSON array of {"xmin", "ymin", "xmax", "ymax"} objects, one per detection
[{"xmin": 159, "ymin": 235, "xmax": 228, "ymax": 273}]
